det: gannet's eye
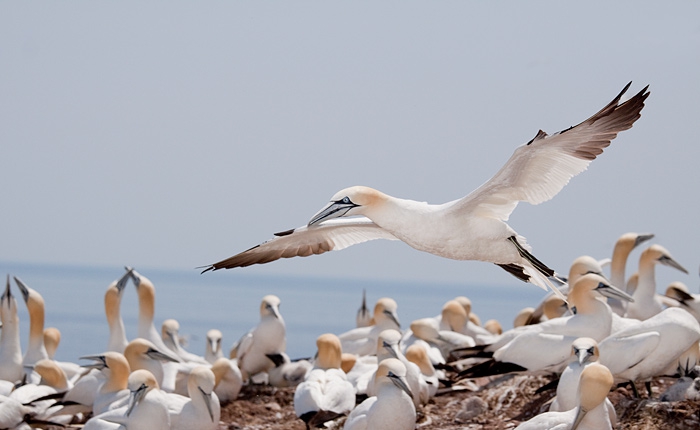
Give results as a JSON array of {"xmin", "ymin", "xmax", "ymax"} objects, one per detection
[{"xmin": 341, "ymin": 197, "xmax": 351, "ymax": 204}]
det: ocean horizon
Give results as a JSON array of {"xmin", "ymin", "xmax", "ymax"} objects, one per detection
[{"xmin": 0, "ymin": 260, "xmax": 547, "ymax": 364}]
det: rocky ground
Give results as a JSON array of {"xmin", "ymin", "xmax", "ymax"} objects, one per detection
[{"xmin": 218, "ymin": 375, "xmax": 700, "ymax": 430}]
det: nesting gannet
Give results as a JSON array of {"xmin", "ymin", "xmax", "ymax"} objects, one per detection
[
  {"xmin": 625, "ymin": 244, "xmax": 688, "ymax": 321},
  {"xmin": 294, "ymin": 333, "xmax": 355, "ymax": 429},
  {"xmin": 483, "ymin": 319, "xmax": 503, "ymax": 335},
  {"xmin": 81, "ymin": 352, "xmax": 131, "ymax": 415},
  {"xmin": 123, "ymin": 338, "xmax": 179, "ymax": 389},
  {"xmin": 406, "ymin": 318, "xmax": 474, "ymax": 363},
  {"xmin": 339, "ymin": 297, "xmax": 400, "ymax": 356},
  {"xmin": 607, "ymin": 233, "xmax": 655, "ymax": 315},
  {"xmin": 166, "ymin": 366, "xmax": 220, "ymax": 430},
  {"xmin": 549, "ymin": 338, "xmax": 617, "ymax": 426},
  {"xmin": 366, "ymin": 330, "xmax": 424, "ymax": 408},
  {"xmin": 9, "ymin": 359, "xmax": 74, "ymax": 424},
  {"xmin": 205, "ymin": 329, "xmax": 224, "ymax": 364},
  {"xmin": 210, "ymin": 357, "xmax": 242, "ymax": 402},
  {"xmin": 515, "ymin": 363, "xmax": 614, "ymax": 430},
  {"xmin": 0, "ymin": 276, "xmax": 23, "ymax": 384},
  {"xmin": 231, "ymin": 295, "xmax": 286, "ymax": 381},
  {"xmin": 598, "ymin": 307, "xmax": 700, "ymax": 395},
  {"xmin": 266, "ymin": 352, "xmax": 312, "ymax": 387},
  {"xmin": 83, "ymin": 369, "xmax": 170, "ymax": 430},
  {"xmin": 161, "ymin": 319, "xmax": 208, "ymax": 364},
  {"xmin": 405, "ymin": 343, "xmax": 439, "ymax": 400},
  {"xmin": 457, "ymin": 274, "xmax": 633, "ymax": 378},
  {"xmin": 105, "ymin": 268, "xmax": 133, "ymax": 353},
  {"xmin": 203, "ymin": 83, "xmax": 649, "ymax": 296},
  {"xmin": 356, "ymin": 290, "xmax": 372, "ymax": 328},
  {"xmin": 13, "ymin": 277, "xmax": 49, "ymax": 369},
  {"xmin": 344, "ymin": 358, "xmax": 416, "ymax": 430}
]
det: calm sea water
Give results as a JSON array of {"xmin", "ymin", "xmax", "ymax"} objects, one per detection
[{"xmin": 0, "ymin": 261, "xmax": 547, "ymax": 363}]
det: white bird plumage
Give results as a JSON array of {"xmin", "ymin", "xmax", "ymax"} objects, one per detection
[{"xmin": 203, "ymin": 83, "xmax": 649, "ymax": 296}]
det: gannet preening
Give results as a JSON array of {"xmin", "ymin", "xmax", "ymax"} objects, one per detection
[
  {"xmin": 80, "ymin": 352, "xmax": 131, "ymax": 415},
  {"xmin": 0, "ymin": 276, "xmax": 23, "ymax": 384},
  {"xmin": 339, "ymin": 297, "xmax": 400, "ymax": 356},
  {"xmin": 202, "ymin": 83, "xmax": 649, "ymax": 295},
  {"xmin": 607, "ymin": 233, "xmax": 655, "ymax": 316},
  {"xmin": 266, "ymin": 352, "xmax": 312, "ymax": 387},
  {"xmin": 294, "ymin": 333, "xmax": 355, "ymax": 429},
  {"xmin": 625, "ymin": 244, "xmax": 688, "ymax": 321},
  {"xmin": 230, "ymin": 295, "xmax": 286, "ymax": 381},
  {"xmin": 84, "ymin": 369, "xmax": 170, "ymax": 430},
  {"xmin": 344, "ymin": 358, "xmax": 416, "ymax": 430},
  {"xmin": 516, "ymin": 363, "xmax": 615, "ymax": 430},
  {"xmin": 210, "ymin": 357, "xmax": 242, "ymax": 402},
  {"xmin": 105, "ymin": 268, "xmax": 133, "ymax": 353},
  {"xmin": 356, "ymin": 290, "xmax": 372, "ymax": 328},
  {"xmin": 205, "ymin": 329, "xmax": 224, "ymax": 364}
]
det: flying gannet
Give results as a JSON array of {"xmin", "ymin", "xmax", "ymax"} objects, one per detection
[{"xmin": 202, "ymin": 83, "xmax": 649, "ymax": 294}]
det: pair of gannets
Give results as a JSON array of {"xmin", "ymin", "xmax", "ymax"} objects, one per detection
[
  {"xmin": 203, "ymin": 83, "xmax": 649, "ymax": 297},
  {"xmin": 339, "ymin": 297, "xmax": 400, "ymax": 356},
  {"xmin": 517, "ymin": 363, "xmax": 615, "ymax": 430},
  {"xmin": 606, "ymin": 232, "xmax": 655, "ymax": 316}
]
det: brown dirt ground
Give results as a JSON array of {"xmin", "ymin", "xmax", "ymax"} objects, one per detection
[{"xmin": 217, "ymin": 375, "xmax": 700, "ymax": 430}]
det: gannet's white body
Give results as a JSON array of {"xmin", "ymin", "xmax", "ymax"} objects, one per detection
[{"xmin": 204, "ymin": 84, "xmax": 649, "ymax": 296}]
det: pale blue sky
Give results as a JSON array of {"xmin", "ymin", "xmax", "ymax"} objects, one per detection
[{"xmin": 1, "ymin": 2, "xmax": 699, "ymax": 292}]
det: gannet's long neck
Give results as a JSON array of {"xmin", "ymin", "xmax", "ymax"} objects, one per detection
[
  {"xmin": 105, "ymin": 286, "xmax": 128, "ymax": 353},
  {"xmin": 0, "ymin": 295, "xmax": 22, "ymax": 380},
  {"xmin": 24, "ymin": 290, "xmax": 48, "ymax": 365},
  {"xmin": 634, "ymin": 251, "xmax": 657, "ymax": 303},
  {"xmin": 610, "ymin": 243, "xmax": 632, "ymax": 289}
]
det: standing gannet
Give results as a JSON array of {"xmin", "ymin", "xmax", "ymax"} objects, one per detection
[
  {"xmin": 210, "ymin": 357, "xmax": 242, "ymax": 402},
  {"xmin": 339, "ymin": 297, "xmax": 400, "ymax": 356},
  {"xmin": 625, "ymin": 244, "xmax": 688, "ymax": 321},
  {"xmin": 344, "ymin": 358, "xmax": 416, "ymax": 430},
  {"xmin": 294, "ymin": 333, "xmax": 355, "ymax": 429},
  {"xmin": 83, "ymin": 369, "xmax": 170, "ymax": 430},
  {"xmin": 13, "ymin": 277, "xmax": 48, "ymax": 370},
  {"xmin": 205, "ymin": 329, "xmax": 224, "ymax": 364},
  {"xmin": 203, "ymin": 83, "xmax": 649, "ymax": 295},
  {"xmin": 161, "ymin": 319, "xmax": 208, "ymax": 364},
  {"xmin": 230, "ymin": 295, "xmax": 286, "ymax": 381},
  {"xmin": 0, "ymin": 276, "xmax": 23, "ymax": 384},
  {"xmin": 516, "ymin": 363, "xmax": 614, "ymax": 430},
  {"xmin": 166, "ymin": 366, "xmax": 220, "ymax": 430},
  {"xmin": 81, "ymin": 352, "xmax": 131, "ymax": 415},
  {"xmin": 105, "ymin": 268, "xmax": 133, "ymax": 353},
  {"xmin": 607, "ymin": 233, "xmax": 655, "ymax": 315},
  {"xmin": 457, "ymin": 274, "xmax": 633, "ymax": 378}
]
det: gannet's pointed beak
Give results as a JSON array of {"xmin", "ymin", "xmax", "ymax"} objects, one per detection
[
  {"xmin": 308, "ymin": 197, "xmax": 359, "ymax": 226},
  {"xmin": 199, "ymin": 386, "xmax": 215, "ymax": 422},
  {"xmin": 13, "ymin": 276, "xmax": 30, "ymax": 303},
  {"xmin": 571, "ymin": 406, "xmax": 588, "ymax": 430},
  {"xmin": 116, "ymin": 267, "xmax": 134, "ymax": 293},
  {"xmin": 126, "ymin": 383, "xmax": 148, "ymax": 417},
  {"xmin": 576, "ymin": 347, "xmax": 595, "ymax": 366},
  {"xmin": 2, "ymin": 275, "xmax": 11, "ymax": 302},
  {"xmin": 658, "ymin": 255, "xmax": 689, "ymax": 274},
  {"xmin": 388, "ymin": 371, "xmax": 414, "ymax": 400},
  {"xmin": 80, "ymin": 355, "xmax": 108, "ymax": 370},
  {"xmin": 634, "ymin": 233, "xmax": 655, "ymax": 248},
  {"xmin": 595, "ymin": 281, "xmax": 634, "ymax": 303},
  {"xmin": 384, "ymin": 309, "xmax": 401, "ymax": 329}
]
